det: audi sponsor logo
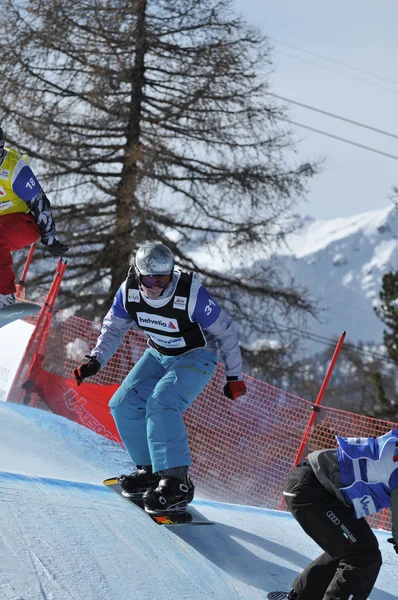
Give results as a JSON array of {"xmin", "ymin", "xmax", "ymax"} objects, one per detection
[{"xmin": 326, "ymin": 511, "xmax": 340, "ymax": 525}]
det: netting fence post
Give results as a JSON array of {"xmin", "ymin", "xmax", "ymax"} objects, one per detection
[
  {"xmin": 24, "ymin": 258, "xmax": 67, "ymax": 407},
  {"xmin": 8, "ymin": 258, "xmax": 67, "ymax": 406}
]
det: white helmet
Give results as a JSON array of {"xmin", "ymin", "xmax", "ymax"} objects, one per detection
[{"xmin": 135, "ymin": 243, "xmax": 174, "ymax": 276}]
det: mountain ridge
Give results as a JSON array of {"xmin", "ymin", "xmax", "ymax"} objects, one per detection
[{"xmin": 277, "ymin": 204, "xmax": 398, "ymax": 352}]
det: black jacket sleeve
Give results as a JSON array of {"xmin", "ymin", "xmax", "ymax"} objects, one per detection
[{"xmin": 26, "ymin": 190, "xmax": 57, "ymax": 244}]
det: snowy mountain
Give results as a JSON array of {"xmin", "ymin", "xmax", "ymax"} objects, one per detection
[
  {"xmin": 191, "ymin": 204, "xmax": 398, "ymax": 354},
  {"xmin": 1, "ymin": 402, "xmax": 397, "ymax": 600},
  {"xmin": 277, "ymin": 205, "xmax": 398, "ymax": 352}
]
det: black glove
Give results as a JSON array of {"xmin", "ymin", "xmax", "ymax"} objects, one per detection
[
  {"xmin": 223, "ymin": 376, "xmax": 247, "ymax": 400},
  {"xmin": 387, "ymin": 537, "xmax": 398, "ymax": 553},
  {"xmin": 73, "ymin": 356, "xmax": 100, "ymax": 386},
  {"xmin": 44, "ymin": 238, "xmax": 69, "ymax": 257}
]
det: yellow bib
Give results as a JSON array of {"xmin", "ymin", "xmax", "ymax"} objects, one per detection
[{"xmin": 0, "ymin": 148, "xmax": 30, "ymax": 215}]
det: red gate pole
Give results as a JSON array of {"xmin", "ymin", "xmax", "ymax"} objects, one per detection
[
  {"xmin": 278, "ymin": 331, "xmax": 346, "ymax": 511},
  {"xmin": 293, "ymin": 331, "xmax": 346, "ymax": 467},
  {"xmin": 16, "ymin": 244, "xmax": 36, "ymax": 299}
]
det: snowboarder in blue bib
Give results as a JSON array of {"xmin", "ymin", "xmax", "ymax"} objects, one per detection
[
  {"xmin": 267, "ymin": 430, "xmax": 398, "ymax": 600},
  {"xmin": 74, "ymin": 242, "xmax": 247, "ymax": 513}
]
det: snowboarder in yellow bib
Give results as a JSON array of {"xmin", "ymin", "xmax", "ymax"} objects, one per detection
[{"xmin": 0, "ymin": 127, "xmax": 68, "ymax": 307}]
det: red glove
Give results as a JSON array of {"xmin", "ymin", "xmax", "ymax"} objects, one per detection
[
  {"xmin": 73, "ymin": 356, "xmax": 100, "ymax": 386},
  {"xmin": 223, "ymin": 377, "xmax": 247, "ymax": 400}
]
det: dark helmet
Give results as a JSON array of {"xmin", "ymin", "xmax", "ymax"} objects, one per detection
[{"xmin": 135, "ymin": 243, "xmax": 174, "ymax": 276}]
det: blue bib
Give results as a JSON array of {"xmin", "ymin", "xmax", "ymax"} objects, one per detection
[{"xmin": 337, "ymin": 430, "xmax": 398, "ymax": 518}]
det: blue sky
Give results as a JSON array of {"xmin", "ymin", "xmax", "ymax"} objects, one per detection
[{"xmin": 234, "ymin": 0, "xmax": 398, "ymax": 219}]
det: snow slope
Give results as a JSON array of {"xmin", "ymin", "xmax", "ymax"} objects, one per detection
[{"xmin": 1, "ymin": 402, "xmax": 397, "ymax": 600}]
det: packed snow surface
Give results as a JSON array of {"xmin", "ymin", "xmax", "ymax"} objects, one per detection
[{"xmin": 1, "ymin": 402, "xmax": 397, "ymax": 600}]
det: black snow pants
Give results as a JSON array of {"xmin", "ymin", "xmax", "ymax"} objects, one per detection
[{"xmin": 283, "ymin": 461, "xmax": 382, "ymax": 600}]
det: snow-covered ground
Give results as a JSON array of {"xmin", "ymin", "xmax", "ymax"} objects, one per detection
[{"xmin": 1, "ymin": 402, "xmax": 397, "ymax": 600}]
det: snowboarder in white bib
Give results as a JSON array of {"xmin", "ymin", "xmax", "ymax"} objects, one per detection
[
  {"xmin": 268, "ymin": 430, "xmax": 398, "ymax": 600},
  {"xmin": 74, "ymin": 242, "xmax": 247, "ymax": 513}
]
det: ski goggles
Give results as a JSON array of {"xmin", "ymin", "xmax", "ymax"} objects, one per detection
[{"xmin": 138, "ymin": 273, "xmax": 172, "ymax": 289}]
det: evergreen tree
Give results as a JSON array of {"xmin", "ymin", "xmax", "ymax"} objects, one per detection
[
  {"xmin": 285, "ymin": 340, "xmax": 398, "ymax": 422},
  {"xmin": 0, "ymin": 0, "xmax": 316, "ymax": 372},
  {"xmin": 375, "ymin": 271, "xmax": 398, "ymax": 367}
]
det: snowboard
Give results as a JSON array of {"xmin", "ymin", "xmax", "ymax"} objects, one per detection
[
  {"xmin": 103, "ymin": 477, "xmax": 213, "ymax": 526},
  {"xmin": 0, "ymin": 302, "xmax": 41, "ymax": 328}
]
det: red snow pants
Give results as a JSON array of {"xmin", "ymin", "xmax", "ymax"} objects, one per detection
[{"xmin": 0, "ymin": 213, "xmax": 40, "ymax": 294}]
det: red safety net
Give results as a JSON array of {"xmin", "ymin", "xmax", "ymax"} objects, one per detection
[{"xmin": 11, "ymin": 307, "xmax": 398, "ymax": 532}]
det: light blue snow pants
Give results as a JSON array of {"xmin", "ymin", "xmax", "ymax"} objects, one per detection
[{"xmin": 109, "ymin": 347, "xmax": 218, "ymax": 473}]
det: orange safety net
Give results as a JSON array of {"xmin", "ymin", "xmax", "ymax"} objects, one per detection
[{"xmin": 14, "ymin": 308, "xmax": 398, "ymax": 532}]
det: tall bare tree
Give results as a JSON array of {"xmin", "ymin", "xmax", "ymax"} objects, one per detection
[{"xmin": 1, "ymin": 0, "xmax": 316, "ymax": 370}]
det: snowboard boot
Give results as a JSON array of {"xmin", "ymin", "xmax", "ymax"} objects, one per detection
[
  {"xmin": 142, "ymin": 475, "xmax": 195, "ymax": 514},
  {"xmin": 267, "ymin": 592, "xmax": 298, "ymax": 600},
  {"xmin": 0, "ymin": 293, "xmax": 16, "ymax": 308},
  {"xmin": 118, "ymin": 465, "xmax": 160, "ymax": 498}
]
